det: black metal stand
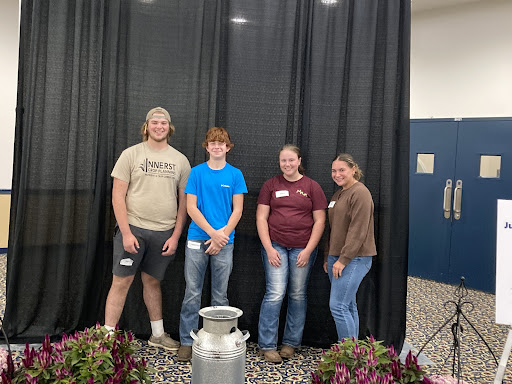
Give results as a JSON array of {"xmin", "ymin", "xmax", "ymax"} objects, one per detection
[{"xmin": 416, "ymin": 277, "xmax": 499, "ymax": 382}]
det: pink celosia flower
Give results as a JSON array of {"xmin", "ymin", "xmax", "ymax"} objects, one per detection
[{"xmin": 429, "ymin": 374, "xmax": 469, "ymax": 384}]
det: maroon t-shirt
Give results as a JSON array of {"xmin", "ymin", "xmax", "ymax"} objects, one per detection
[{"xmin": 257, "ymin": 175, "xmax": 328, "ymax": 248}]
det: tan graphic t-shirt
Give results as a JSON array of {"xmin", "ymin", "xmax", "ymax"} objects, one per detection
[{"xmin": 111, "ymin": 142, "xmax": 191, "ymax": 231}]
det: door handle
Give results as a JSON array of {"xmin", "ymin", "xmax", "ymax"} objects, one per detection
[
  {"xmin": 453, "ymin": 179, "xmax": 462, "ymax": 220},
  {"xmin": 443, "ymin": 179, "xmax": 452, "ymax": 219}
]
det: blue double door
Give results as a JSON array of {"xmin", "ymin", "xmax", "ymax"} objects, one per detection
[{"xmin": 409, "ymin": 118, "xmax": 512, "ymax": 292}]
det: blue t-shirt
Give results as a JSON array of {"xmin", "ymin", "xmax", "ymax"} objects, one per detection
[{"xmin": 185, "ymin": 162, "xmax": 248, "ymax": 243}]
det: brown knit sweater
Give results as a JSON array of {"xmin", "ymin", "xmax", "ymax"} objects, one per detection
[{"xmin": 326, "ymin": 181, "xmax": 376, "ymax": 266}]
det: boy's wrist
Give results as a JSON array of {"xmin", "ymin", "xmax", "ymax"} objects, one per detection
[{"xmin": 170, "ymin": 232, "xmax": 181, "ymax": 241}]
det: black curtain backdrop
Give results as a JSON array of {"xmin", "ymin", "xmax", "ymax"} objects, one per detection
[{"xmin": 5, "ymin": 0, "xmax": 410, "ymax": 350}]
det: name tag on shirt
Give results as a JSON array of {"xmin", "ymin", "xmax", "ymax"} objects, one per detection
[
  {"xmin": 275, "ymin": 190, "xmax": 289, "ymax": 198},
  {"xmin": 328, "ymin": 201, "xmax": 336, "ymax": 208}
]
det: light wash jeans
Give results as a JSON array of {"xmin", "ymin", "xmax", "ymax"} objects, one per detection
[
  {"xmin": 258, "ymin": 241, "xmax": 317, "ymax": 350},
  {"xmin": 327, "ymin": 255, "xmax": 372, "ymax": 340},
  {"xmin": 179, "ymin": 241, "xmax": 234, "ymax": 345}
]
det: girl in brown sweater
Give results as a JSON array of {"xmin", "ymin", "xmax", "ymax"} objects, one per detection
[{"xmin": 324, "ymin": 153, "xmax": 376, "ymax": 340}]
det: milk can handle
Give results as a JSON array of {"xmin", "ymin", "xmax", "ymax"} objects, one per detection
[
  {"xmin": 190, "ymin": 329, "xmax": 201, "ymax": 346},
  {"xmin": 236, "ymin": 330, "xmax": 250, "ymax": 347}
]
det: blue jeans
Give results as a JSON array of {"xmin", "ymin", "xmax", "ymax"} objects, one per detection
[
  {"xmin": 179, "ymin": 241, "xmax": 234, "ymax": 345},
  {"xmin": 258, "ymin": 241, "xmax": 317, "ymax": 350},
  {"xmin": 327, "ymin": 255, "xmax": 372, "ymax": 340}
]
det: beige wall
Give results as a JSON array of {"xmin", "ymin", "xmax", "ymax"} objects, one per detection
[
  {"xmin": 0, "ymin": 0, "xmax": 18, "ymax": 249},
  {"xmin": 0, "ymin": 195, "xmax": 10, "ymax": 249},
  {"xmin": 411, "ymin": 0, "xmax": 512, "ymax": 118},
  {"xmin": 0, "ymin": 0, "xmax": 18, "ymax": 190}
]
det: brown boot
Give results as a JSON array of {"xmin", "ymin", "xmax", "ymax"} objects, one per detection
[
  {"xmin": 177, "ymin": 345, "xmax": 192, "ymax": 362},
  {"xmin": 263, "ymin": 350, "xmax": 283, "ymax": 363},
  {"xmin": 279, "ymin": 345, "xmax": 295, "ymax": 359}
]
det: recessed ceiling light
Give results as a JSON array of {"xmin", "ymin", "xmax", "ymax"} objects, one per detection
[{"xmin": 231, "ymin": 17, "xmax": 248, "ymax": 24}]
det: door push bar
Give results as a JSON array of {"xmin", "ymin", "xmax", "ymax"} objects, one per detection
[
  {"xmin": 443, "ymin": 179, "xmax": 462, "ymax": 220},
  {"xmin": 453, "ymin": 180, "xmax": 462, "ymax": 220},
  {"xmin": 443, "ymin": 179, "xmax": 452, "ymax": 219}
]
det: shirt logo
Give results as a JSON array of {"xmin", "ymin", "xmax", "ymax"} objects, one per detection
[
  {"xmin": 221, "ymin": 184, "xmax": 231, "ymax": 188},
  {"xmin": 139, "ymin": 158, "xmax": 176, "ymax": 178},
  {"xmin": 296, "ymin": 189, "xmax": 308, "ymax": 197}
]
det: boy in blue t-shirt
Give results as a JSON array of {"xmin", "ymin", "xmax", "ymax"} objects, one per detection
[{"xmin": 178, "ymin": 127, "xmax": 247, "ymax": 362}]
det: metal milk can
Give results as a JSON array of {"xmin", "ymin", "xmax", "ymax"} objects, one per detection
[{"xmin": 190, "ymin": 306, "xmax": 250, "ymax": 384}]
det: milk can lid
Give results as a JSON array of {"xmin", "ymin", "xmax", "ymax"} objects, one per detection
[{"xmin": 199, "ymin": 306, "xmax": 243, "ymax": 320}]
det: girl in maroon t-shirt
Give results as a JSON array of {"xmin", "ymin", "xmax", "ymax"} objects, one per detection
[{"xmin": 256, "ymin": 144, "xmax": 327, "ymax": 363}]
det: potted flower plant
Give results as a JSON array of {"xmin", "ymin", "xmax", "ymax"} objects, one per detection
[
  {"xmin": 1, "ymin": 324, "xmax": 151, "ymax": 384},
  {"xmin": 310, "ymin": 335, "xmax": 432, "ymax": 384}
]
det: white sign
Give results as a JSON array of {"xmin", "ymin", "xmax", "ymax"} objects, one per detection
[{"xmin": 496, "ymin": 199, "xmax": 512, "ymax": 325}]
